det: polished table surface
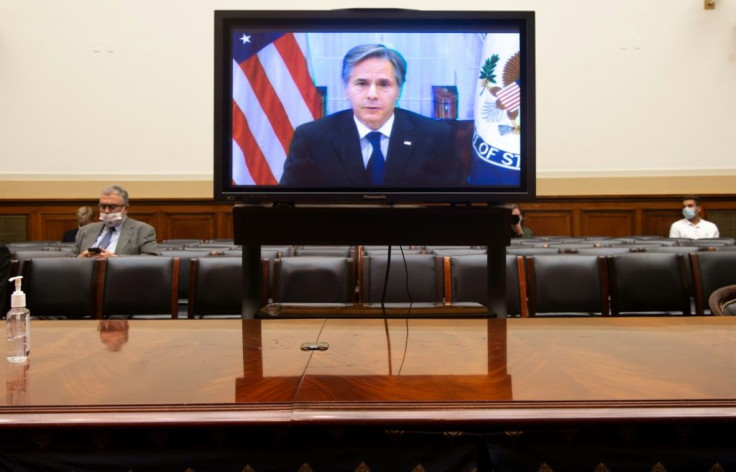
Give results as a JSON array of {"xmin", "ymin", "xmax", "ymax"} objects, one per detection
[{"xmin": 3, "ymin": 316, "xmax": 736, "ymax": 427}]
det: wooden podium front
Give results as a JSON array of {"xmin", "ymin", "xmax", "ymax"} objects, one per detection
[
  {"xmin": 233, "ymin": 204, "xmax": 511, "ymax": 318},
  {"xmin": 4, "ymin": 317, "xmax": 736, "ymax": 470}
]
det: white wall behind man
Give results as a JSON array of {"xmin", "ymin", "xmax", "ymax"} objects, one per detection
[{"xmin": 0, "ymin": 0, "xmax": 734, "ymax": 197}]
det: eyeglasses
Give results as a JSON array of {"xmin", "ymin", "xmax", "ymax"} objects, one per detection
[{"xmin": 98, "ymin": 203, "xmax": 124, "ymax": 211}]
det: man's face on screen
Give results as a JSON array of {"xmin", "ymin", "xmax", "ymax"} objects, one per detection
[{"xmin": 345, "ymin": 57, "xmax": 400, "ymax": 130}]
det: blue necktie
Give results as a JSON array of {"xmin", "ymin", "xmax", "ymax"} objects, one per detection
[
  {"xmin": 97, "ymin": 227, "xmax": 115, "ymax": 250},
  {"xmin": 366, "ymin": 131, "xmax": 385, "ymax": 185}
]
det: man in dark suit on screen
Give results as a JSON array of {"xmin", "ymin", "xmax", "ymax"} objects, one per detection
[{"xmin": 280, "ymin": 44, "xmax": 464, "ymax": 187}]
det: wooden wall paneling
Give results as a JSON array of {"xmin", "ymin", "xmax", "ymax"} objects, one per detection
[
  {"xmin": 0, "ymin": 214, "xmax": 28, "ymax": 242},
  {"xmin": 2, "ymin": 196, "xmax": 736, "ymax": 242},
  {"xmin": 39, "ymin": 212, "xmax": 78, "ymax": 242},
  {"xmin": 216, "ymin": 207, "xmax": 234, "ymax": 240},
  {"xmin": 160, "ymin": 210, "xmax": 217, "ymax": 241},
  {"xmin": 580, "ymin": 210, "xmax": 634, "ymax": 237},
  {"xmin": 524, "ymin": 210, "xmax": 573, "ymax": 237},
  {"xmin": 126, "ymin": 210, "xmax": 158, "ymax": 231},
  {"xmin": 642, "ymin": 210, "xmax": 681, "ymax": 237},
  {"xmin": 709, "ymin": 210, "xmax": 736, "ymax": 238}
]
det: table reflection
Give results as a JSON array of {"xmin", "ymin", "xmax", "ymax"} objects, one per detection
[{"xmin": 238, "ymin": 318, "xmax": 512, "ymax": 403}]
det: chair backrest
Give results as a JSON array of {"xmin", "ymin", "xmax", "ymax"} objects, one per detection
[
  {"xmin": 10, "ymin": 250, "xmax": 73, "ymax": 277},
  {"xmin": 188, "ymin": 256, "xmax": 244, "ymax": 318},
  {"xmin": 162, "ymin": 239, "xmax": 204, "ymax": 245},
  {"xmin": 690, "ymin": 252, "xmax": 736, "ymax": 314},
  {"xmin": 431, "ymin": 248, "xmax": 487, "ymax": 257},
  {"xmin": 98, "ymin": 257, "xmax": 179, "ymax": 318},
  {"xmin": 273, "ymin": 256, "xmax": 355, "ymax": 303},
  {"xmin": 506, "ymin": 247, "xmax": 561, "ymax": 256},
  {"xmin": 1, "ymin": 244, "xmax": 12, "ymax": 314},
  {"xmin": 259, "ymin": 248, "xmax": 282, "ymax": 301},
  {"xmin": 23, "ymin": 257, "xmax": 101, "ymax": 318},
  {"xmin": 526, "ymin": 254, "xmax": 609, "ymax": 316},
  {"xmin": 293, "ymin": 247, "xmax": 355, "ymax": 258},
  {"xmin": 699, "ymin": 238, "xmax": 735, "ymax": 245},
  {"xmin": 607, "ymin": 253, "xmax": 690, "ymax": 315},
  {"xmin": 160, "ymin": 250, "xmax": 214, "ymax": 301},
  {"xmin": 575, "ymin": 247, "xmax": 633, "ymax": 256},
  {"xmin": 360, "ymin": 254, "xmax": 442, "ymax": 304},
  {"xmin": 546, "ymin": 243, "xmax": 597, "ymax": 254},
  {"xmin": 645, "ymin": 246, "xmax": 701, "ymax": 294},
  {"xmin": 708, "ymin": 284, "xmax": 736, "ymax": 316},
  {"xmin": 362, "ymin": 248, "xmax": 424, "ymax": 255},
  {"xmin": 444, "ymin": 254, "xmax": 527, "ymax": 317},
  {"xmin": 689, "ymin": 240, "xmax": 731, "ymax": 250}
]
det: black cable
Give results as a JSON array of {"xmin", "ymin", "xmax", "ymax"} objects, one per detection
[
  {"xmin": 381, "ymin": 245, "xmax": 392, "ymax": 375},
  {"xmin": 396, "ymin": 246, "xmax": 412, "ymax": 375}
]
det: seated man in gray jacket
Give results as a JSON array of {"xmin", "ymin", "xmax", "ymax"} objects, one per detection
[{"xmin": 72, "ymin": 185, "xmax": 160, "ymax": 257}]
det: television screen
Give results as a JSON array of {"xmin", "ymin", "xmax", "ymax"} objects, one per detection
[{"xmin": 214, "ymin": 9, "xmax": 535, "ymax": 204}]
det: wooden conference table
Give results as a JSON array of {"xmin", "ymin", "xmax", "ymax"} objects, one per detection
[{"xmin": 3, "ymin": 316, "xmax": 736, "ymax": 470}]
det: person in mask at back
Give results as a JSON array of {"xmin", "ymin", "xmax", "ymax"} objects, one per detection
[
  {"xmin": 510, "ymin": 204, "xmax": 534, "ymax": 239},
  {"xmin": 669, "ymin": 195, "xmax": 719, "ymax": 240},
  {"xmin": 72, "ymin": 184, "xmax": 160, "ymax": 257}
]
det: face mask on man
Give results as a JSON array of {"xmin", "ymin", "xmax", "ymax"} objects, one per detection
[
  {"xmin": 100, "ymin": 212, "xmax": 124, "ymax": 228},
  {"xmin": 682, "ymin": 207, "xmax": 697, "ymax": 220}
]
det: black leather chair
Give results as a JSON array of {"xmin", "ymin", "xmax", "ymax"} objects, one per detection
[
  {"xmin": 293, "ymin": 246, "xmax": 355, "ymax": 258},
  {"xmin": 607, "ymin": 253, "xmax": 690, "ymax": 315},
  {"xmin": 0, "ymin": 244, "xmax": 12, "ymax": 314},
  {"xmin": 689, "ymin": 240, "xmax": 732, "ymax": 250},
  {"xmin": 526, "ymin": 254, "xmax": 609, "ymax": 316},
  {"xmin": 690, "ymin": 252, "xmax": 736, "ymax": 314},
  {"xmin": 506, "ymin": 247, "xmax": 561, "ymax": 256},
  {"xmin": 273, "ymin": 256, "xmax": 355, "ymax": 303},
  {"xmin": 10, "ymin": 250, "xmax": 73, "ymax": 278},
  {"xmin": 360, "ymin": 254, "xmax": 442, "ymax": 304},
  {"xmin": 162, "ymin": 239, "xmax": 204, "ymax": 245},
  {"xmin": 23, "ymin": 257, "xmax": 101, "ymax": 318},
  {"xmin": 431, "ymin": 248, "xmax": 487, "ymax": 257},
  {"xmin": 188, "ymin": 257, "xmax": 244, "ymax": 318},
  {"xmin": 546, "ymin": 243, "xmax": 597, "ymax": 254},
  {"xmin": 160, "ymin": 250, "xmax": 215, "ymax": 305},
  {"xmin": 575, "ymin": 247, "xmax": 633, "ymax": 256},
  {"xmin": 444, "ymin": 254, "xmax": 527, "ymax": 317},
  {"xmin": 709, "ymin": 284, "xmax": 736, "ymax": 316},
  {"xmin": 98, "ymin": 257, "xmax": 179, "ymax": 318},
  {"xmin": 645, "ymin": 246, "xmax": 702, "ymax": 295}
]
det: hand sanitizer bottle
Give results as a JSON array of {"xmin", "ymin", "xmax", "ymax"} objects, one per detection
[{"xmin": 6, "ymin": 276, "xmax": 30, "ymax": 363}]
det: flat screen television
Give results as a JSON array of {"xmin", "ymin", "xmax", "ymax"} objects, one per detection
[{"xmin": 214, "ymin": 9, "xmax": 535, "ymax": 204}]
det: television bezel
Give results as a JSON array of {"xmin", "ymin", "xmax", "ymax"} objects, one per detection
[{"xmin": 214, "ymin": 9, "xmax": 536, "ymax": 204}]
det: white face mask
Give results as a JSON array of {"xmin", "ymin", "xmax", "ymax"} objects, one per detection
[{"xmin": 100, "ymin": 212, "xmax": 124, "ymax": 228}]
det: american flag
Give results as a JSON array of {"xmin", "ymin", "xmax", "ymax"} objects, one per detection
[
  {"xmin": 497, "ymin": 82, "xmax": 520, "ymax": 113},
  {"xmin": 231, "ymin": 32, "xmax": 323, "ymax": 185}
]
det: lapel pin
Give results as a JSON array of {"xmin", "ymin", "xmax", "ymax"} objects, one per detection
[{"xmin": 404, "ymin": 141, "xmax": 412, "ymax": 146}]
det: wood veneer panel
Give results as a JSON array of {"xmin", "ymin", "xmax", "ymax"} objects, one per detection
[
  {"xmin": 162, "ymin": 212, "xmax": 217, "ymax": 241},
  {"xmin": 580, "ymin": 210, "xmax": 633, "ymax": 237},
  {"xmin": 296, "ymin": 319, "xmax": 511, "ymax": 403},
  {"xmin": 4, "ymin": 318, "xmax": 736, "ymax": 426},
  {"xmin": 524, "ymin": 210, "xmax": 572, "ymax": 236},
  {"xmin": 3, "ymin": 196, "xmax": 736, "ymax": 242},
  {"xmin": 643, "ymin": 209, "xmax": 682, "ymax": 236}
]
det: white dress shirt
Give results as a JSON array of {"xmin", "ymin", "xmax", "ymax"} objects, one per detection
[{"xmin": 669, "ymin": 218, "xmax": 720, "ymax": 239}]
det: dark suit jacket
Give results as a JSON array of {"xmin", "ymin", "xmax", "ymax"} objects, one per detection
[
  {"xmin": 62, "ymin": 228, "xmax": 78, "ymax": 243},
  {"xmin": 71, "ymin": 218, "xmax": 160, "ymax": 256},
  {"xmin": 280, "ymin": 108, "xmax": 464, "ymax": 187}
]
